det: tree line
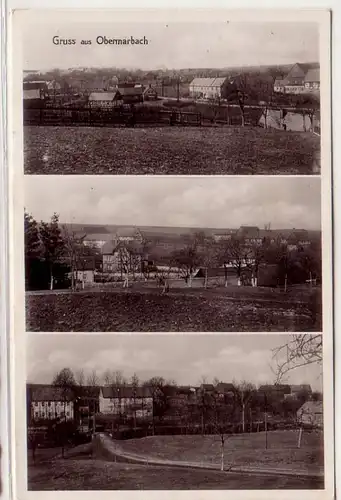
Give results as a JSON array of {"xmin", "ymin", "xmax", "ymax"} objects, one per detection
[
  {"xmin": 25, "ymin": 211, "xmax": 101, "ymax": 290},
  {"xmin": 25, "ymin": 211, "xmax": 321, "ymax": 291}
]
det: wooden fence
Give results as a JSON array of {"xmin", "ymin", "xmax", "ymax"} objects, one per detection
[{"xmin": 23, "ymin": 106, "xmax": 202, "ymax": 127}]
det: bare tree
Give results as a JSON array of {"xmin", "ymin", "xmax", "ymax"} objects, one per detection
[
  {"xmin": 171, "ymin": 233, "xmax": 204, "ymax": 287},
  {"xmin": 218, "ymin": 237, "xmax": 253, "ymax": 286},
  {"xmin": 272, "ymin": 334, "xmax": 322, "ymax": 383},
  {"xmin": 234, "ymin": 381, "xmax": 256, "ymax": 433},
  {"xmin": 131, "ymin": 373, "xmax": 140, "ymax": 431},
  {"xmin": 207, "ymin": 388, "xmax": 239, "ymax": 471}
]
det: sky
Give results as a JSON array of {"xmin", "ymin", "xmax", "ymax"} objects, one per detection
[
  {"xmin": 27, "ymin": 333, "xmax": 323, "ymax": 391},
  {"xmin": 22, "ymin": 20, "xmax": 319, "ymax": 71},
  {"xmin": 24, "ymin": 176, "xmax": 321, "ymax": 230}
]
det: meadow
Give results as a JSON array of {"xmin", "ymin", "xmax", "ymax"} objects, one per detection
[
  {"xmin": 24, "ymin": 125, "xmax": 320, "ymax": 175},
  {"xmin": 26, "ymin": 286, "xmax": 322, "ymax": 332}
]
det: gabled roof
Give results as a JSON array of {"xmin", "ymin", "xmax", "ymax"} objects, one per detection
[
  {"xmin": 23, "ymin": 89, "xmax": 43, "ymax": 100},
  {"xmin": 101, "ymin": 385, "xmax": 152, "ymax": 399},
  {"xmin": 190, "ymin": 77, "xmax": 227, "ymax": 88},
  {"xmin": 298, "ymin": 400, "xmax": 323, "ymax": 414},
  {"xmin": 304, "ymin": 68, "xmax": 320, "ymax": 83},
  {"xmin": 143, "ymin": 86, "xmax": 158, "ymax": 95},
  {"xmin": 89, "ymin": 91, "xmax": 120, "ymax": 101},
  {"xmin": 101, "ymin": 239, "xmax": 145, "ymax": 256}
]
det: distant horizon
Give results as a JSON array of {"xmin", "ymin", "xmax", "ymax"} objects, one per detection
[
  {"xmin": 23, "ymin": 60, "xmax": 320, "ymax": 75},
  {"xmin": 24, "ymin": 177, "xmax": 321, "ymax": 232},
  {"xmin": 27, "ymin": 334, "xmax": 323, "ymax": 391},
  {"xmin": 57, "ymin": 221, "xmax": 321, "ymax": 233}
]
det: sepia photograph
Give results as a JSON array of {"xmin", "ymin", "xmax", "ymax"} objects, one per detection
[
  {"xmin": 26, "ymin": 333, "xmax": 324, "ymax": 491},
  {"xmin": 21, "ymin": 16, "xmax": 323, "ymax": 175},
  {"xmin": 24, "ymin": 176, "xmax": 322, "ymax": 332}
]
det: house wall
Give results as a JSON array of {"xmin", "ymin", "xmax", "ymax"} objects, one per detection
[
  {"xmin": 99, "ymin": 394, "xmax": 153, "ymax": 417},
  {"xmin": 189, "ymin": 85, "xmax": 222, "ymax": 99},
  {"xmin": 76, "ymin": 270, "xmax": 94, "ymax": 283},
  {"xmin": 31, "ymin": 401, "xmax": 74, "ymax": 421}
]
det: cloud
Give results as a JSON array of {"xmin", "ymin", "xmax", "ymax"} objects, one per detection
[
  {"xmin": 24, "ymin": 176, "xmax": 321, "ymax": 230},
  {"xmin": 27, "ymin": 334, "xmax": 322, "ymax": 391}
]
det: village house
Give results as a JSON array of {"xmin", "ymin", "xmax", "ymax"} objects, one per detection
[
  {"xmin": 28, "ymin": 385, "xmax": 75, "ymax": 422},
  {"xmin": 273, "ymin": 63, "xmax": 320, "ymax": 95},
  {"xmin": 304, "ymin": 68, "xmax": 320, "ymax": 92},
  {"xmin": 189, "ymin": 77, "xmax": 228, "ymax": 100},
  {"xmin": 88, "ymin": 91, "xmax": 122, "ymax": 108},
  {"xmin": 117, "ymin": 83, "xmax": 144, "ymax": 104},
  {"xmin": 74, "ymin": 259, "xmax": 96, "ymax": 286},
  {"xmin": 143, "ymin": 85, "xmax": 158, "ymax": 101},
  {"xmin": 297, "ymin": 401, "xmax": 323, "ymax": 428},
  {"xmin": 101, "ymin": 240, "xmax": 145, "ymax": 277},
  {"xmin": 99, "ymin": 386, "xmax": 153, "ymax": 418},
  {"xmin": 285, "ymin": 385, "xmax": 312, "ymax": 399}
]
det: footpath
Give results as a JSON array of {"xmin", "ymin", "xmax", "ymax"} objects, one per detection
[{"xmin": 94, "ymin": 434, "xmax": 323, "ymax": 480}]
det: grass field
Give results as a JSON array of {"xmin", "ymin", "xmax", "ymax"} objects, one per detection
[
  {"xmin": 117, "ymin": 431, "xmax": 323, "ymax": 473},
  {"xmin": 26, "ymin": 287, "xmax": 321, "ymax": 332},
  {"xmin": 24, "ymin": 125, "xmax": 320, "ymax": 175},
  {"xmin": 27, "ymin": 432, "xmax": 324, "ymax": 490},
  {"xmin": 28, "ymin": 459, "xmax": 323, "ymax": 490}
]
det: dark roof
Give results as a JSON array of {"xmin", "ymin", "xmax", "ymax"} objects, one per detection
[
  {"xmin": 258, "ymin": 385, "xmax": 291, "ymax": 394},
  {"xmin": 23, "ymin": 81, "xmax": 48, "ymax": 91},
  {"xmin": 118, "ymin": 84, "xmax": 143, "ymax": 96},
  {"xmin": 290, "ymin": 384, "xmax": 312, "ymax": 393},
  {"xmin": 29, "ymin": 385, "xmax": 74, "ymax": 402},
  {"xmin": 200, "ymin": 384, "xmax": 215, "ymax": 391},
  {"xmin": 237, "ymin": 226, "xmax": 261, "ymax": 238},
  {"xmin": 101, "ymin": 386, "xmax": 152, "ymax": 398},
  {"xmin": 216, "ymin": 383, "xmax": 235, "ymax": 393}
]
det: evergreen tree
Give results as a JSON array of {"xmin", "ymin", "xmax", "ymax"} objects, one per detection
[{"xmin": 39, "ymin": 213, "xmax": 65, "ymax": 290}]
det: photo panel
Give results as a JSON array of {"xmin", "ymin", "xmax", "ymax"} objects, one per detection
[
  {"xmin": 21, "ymin": 332, "xmax": 330, "ymax": 493},
  {"xmin": 13, "ymin": 9, "xmax": 329, "ymax": 176},
  {"xmin": 23, "ymin": 175, "xmax": 324, "ymax": 333}
]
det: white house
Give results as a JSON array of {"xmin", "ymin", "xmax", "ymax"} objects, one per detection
[
  {"xmin": 297, "ymin": 401, "xmax": 323, "ymax": 428},
  {"xmin": 30, "ymin": 386, "xmax": 74, "ymax": 422},
  {"xmin": 189, "ymin": 77, "xmax": 228, "ymax": 99},
  {"xmin": 99, "ymin": 386, "xmax": 153, "ymax": 418},
  {"xmin": 88, "ymin": 91, "xmax": 122, "ymax": 108}
]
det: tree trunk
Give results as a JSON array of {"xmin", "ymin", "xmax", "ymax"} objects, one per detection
[
  {"xmin": 264, "ymin": 412, "xmax": 268, "ymax": 449},
  {"xmin": 50, "ymin": 266, "xmax": 54, "ymax": 290},
  {"xmin": 297, "ymin": 427, "xmax": 303, "ymax": 448},
  {"xmin": 242, "ymin": 404, "xmax": 245, "ymax": 433},
  {"xmin": 220, "ymin": 437, "xmax": 225, "ymax": 471},
  {"xmin": 284, "ymin": 274, "xmax": 288, "ymax": 293},
  {"xmin": 204, "ymin": 267, "xmax": 208, "ymax": 288}
]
